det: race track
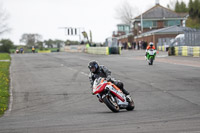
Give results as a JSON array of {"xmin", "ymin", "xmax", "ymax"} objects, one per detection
[{"xmin": 0, "ymin": 50, "xmax": 200, "ymax": 133}]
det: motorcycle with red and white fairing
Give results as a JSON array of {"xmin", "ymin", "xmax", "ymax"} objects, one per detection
[{"xmin": 92, "ymin": 77, "xmax": 135, "ymax": 112}]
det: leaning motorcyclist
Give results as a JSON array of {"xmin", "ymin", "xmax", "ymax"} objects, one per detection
[
  {"xmin": 88, "ymin": 60, "xmax": 131, "ymax": 100},
  {"xmin": 145, "ymin": 42, "xmax": 156, "ymax": 57}
]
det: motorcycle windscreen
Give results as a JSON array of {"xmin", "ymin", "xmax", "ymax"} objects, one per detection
[
  {"xmin": 93, "ymin": 83, "xmax": 108, "ymax": 94},
  {"xmin": 148, "ymin": 50, "xmax": 154, "ymax": 55}
]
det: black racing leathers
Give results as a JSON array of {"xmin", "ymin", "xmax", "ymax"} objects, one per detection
[{"xmin": 89, "ymin": 65, "xmax": 129, "ymax": 95}]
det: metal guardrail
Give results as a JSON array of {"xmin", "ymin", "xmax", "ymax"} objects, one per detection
[
  {"xmin": 184, "ymin": 28, "xmax": 200, "ymax": 46},
  {"xmin": 168, "ymin": 46, "xmax": 200, "ymax": 57},
  {"xmin": 64, "ymin": 45, "xmax": 121, "ymax": 55},
  {"xmin": 157, "ymin": 27, "xmax": 200, "ymax": 50}
]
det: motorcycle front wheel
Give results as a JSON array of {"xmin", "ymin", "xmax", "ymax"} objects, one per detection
[
  {"xmin": 149, "ymin": 57, "xmax": 153, "ymax": 65},
  {"xmin": 103, "ymin": 95, "xmax": 119, "ymax": 112},
  {"xmin": 126, "ymin": 99, "xmax": 135, "ymax": 111}
]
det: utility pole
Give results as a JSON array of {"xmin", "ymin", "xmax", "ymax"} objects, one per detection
[{"xmin": 141, "ymin": 13, "xmax": 143, "ymax": 33}]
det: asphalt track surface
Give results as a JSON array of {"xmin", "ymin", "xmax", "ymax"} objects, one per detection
[{"xmin": 0, "ymin": 50, "xmax": 200, "ymax": 133}]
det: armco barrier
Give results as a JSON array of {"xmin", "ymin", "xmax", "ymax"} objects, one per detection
[
  {"xmin": 168, "ymin": 46, "xmax": 200, "ymax": 57},
  {"xmin": 188, "ymin": 47, "xmax": 193, "ymax": 56},
  {"xmin": 109, "ymin": 47, "xmax": 121, "ymax": 54},
  {"xmin": 60, "ymin": 47, "xmax": 65, "ymax": 52},
  {"xmin": 85, "ymin": 47, "xmax": 109, "ymax": 55},
  {"xmin": 63, "ymin": 45, "xmax": 120, "ymax": 55},
  {"xmin": 193, "ymin": 47, "xmax": 200, "ymax": 57},
  {"xmin": 175, "ymin": 47, "xmax": 179, "ymax": 56},
  {"xmin": 64, "ymin": 45, "xmax": 85, "ymax": 53},
  {"xmin": 38, "ymin": 50, "xmax": 51, "ymax": 53},
  {"xmin": 182, "ymin": 46, "xmax": 188, "ymax": 56},
  {"xmin": 157, "ymin": 46, "xmax": 168, "ymax": 51}
]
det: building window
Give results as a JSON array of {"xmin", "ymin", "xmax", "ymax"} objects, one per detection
[
  {"xmin": 153, "ymin": 21, "xmax": 157, "ymax": 27},
  {"xmin": 164, "ymin": 20, "xmax": 181, "ymax": 27},
  {"xmin": 143, "ymin": 21, "xmax": 157, "ymax": 28},
  {"xmin": 124, "ymin": 25, "xmax": 130, "ymax": 34},
  {"xmin": 118, "ymin": 25, "xmax": 124, "ymax": 31},
  {"xmin": 117, "ymin": 25, "xmax": 130, "ymax": 34}
]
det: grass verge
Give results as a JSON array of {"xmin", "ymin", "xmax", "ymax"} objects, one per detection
[
  {"xmin": 0, "ymin": 53, "xmax": 11, "ymax": 60},
  {"xmin": 0, "ymin": 53, "xmax": 10, "ymax": 116}
]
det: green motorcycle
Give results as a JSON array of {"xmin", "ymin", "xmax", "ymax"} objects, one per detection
[{"xmin": 146, "ymin": 49, "xmax": 156, "ymax": 65}]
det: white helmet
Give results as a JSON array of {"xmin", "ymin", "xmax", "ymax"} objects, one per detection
[{"xmin": 149, "ymin": 42, "xmax": 153, "ymax": 46}]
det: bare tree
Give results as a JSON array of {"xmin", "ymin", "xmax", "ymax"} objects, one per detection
[
  {"xmin": 0, "ymin": 4, "xmax": 10, "ymax": 35},
  {"xmin": 20, "ymin": 33, "xmax": 42, "ymax": 47},
  {"xmin": 115, "ymin": 1, "xmax": 139, "ymax": 25}
]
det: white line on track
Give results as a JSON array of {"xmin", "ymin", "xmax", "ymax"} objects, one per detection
[
  {"xmin": 61, "ymin": 64, "xmax": 88, "ymax": 77},
  {"xmin": 80, "ymin": 72, "xmax": 89, "ymax": 77},
  {"xmin": 156, "ymin": 55, "xmax": 168, "ymax": 58}
]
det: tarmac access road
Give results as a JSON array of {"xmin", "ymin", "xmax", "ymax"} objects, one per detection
[{"xmin": 0, "ymin": 50, "xmax": 200, "ymax": 133}]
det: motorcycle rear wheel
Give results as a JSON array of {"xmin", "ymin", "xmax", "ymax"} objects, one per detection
[{"xmin": 103, "ymin": 95, "xmax": 119, "ymax": 112}]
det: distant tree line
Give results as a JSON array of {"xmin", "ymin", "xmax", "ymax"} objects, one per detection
[
  {"xmin": 188, "ymin": 0, "xmax": 200, "ymax": 19},
  {"xmin": 0, "ymin": 32, "xmax": 88, "ymax": 53},
  {"xmin": 0, "ymin": 34, "xmax": 83, "ymax": 53},
  {"xmin": 0, "ymin": 39, "xmax": 14, "ymax": 53},
  {"xmin": 187, "ymin": 0, "xmax": 200, "ymax": 28},
  {"xmin": 168, "ymin": 0, "xmax": 200, "ymax": 29},
  {"xmin": 20, "ymin": 33, "xmax": 82, "ymax": 49},
  {"xmin": 174, "ymin": 1, "xmax": 188, "ymax": 13},
  {"xmin": 20, "ymin": 33, "xmax": 43, "ymax": 48},
  {"xmin": 175, "ymin": 0, "xmax": 200, "ymax": 18}
]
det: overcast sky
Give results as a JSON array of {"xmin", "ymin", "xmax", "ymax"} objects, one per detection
[{"xmin": 0, "ymin": 0, "xmax": 189, "ymax": 44}]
